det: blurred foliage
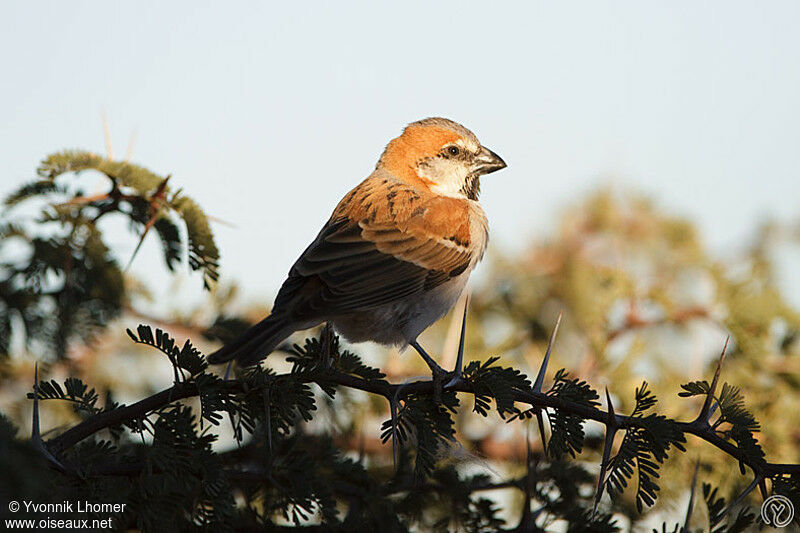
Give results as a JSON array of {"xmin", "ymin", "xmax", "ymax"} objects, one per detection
[
  {"xmin": 0, "ymin": 150, "xmax": 219, "ymax": 359},
  {"xmin": 1, "ymin": 151, "xmax": 799, "ymax": 532},
  {"xmin": 458, "ymin": 189, "xmax": 800, "ymax": 499}
]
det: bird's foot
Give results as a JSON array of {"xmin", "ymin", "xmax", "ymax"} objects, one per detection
[
  {"xmin": 443, "ymin": 367, "xmax": 463, "ymax": 389},
  {"xmin": 428, "ymin": 361, "xmax": 463, "ymax": 391},
  {"xmin": 423, "ymin": 363, "xmax": 469, "ymax": 404},
  {"xmin": 430, "ymin": 367, "xmax": 463, "ymax": 402},
  {"xmin": 408, "ymin": 341, "xmax": 448, "ymax": 401},
  {"xmin": 409, "ymin": 297, "xmax": 470, "ymax": 399}
]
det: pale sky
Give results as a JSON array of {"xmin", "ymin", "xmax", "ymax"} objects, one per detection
[{"xmin": 2, "ymin": 1, "xmax": 799, "ymax": 311}]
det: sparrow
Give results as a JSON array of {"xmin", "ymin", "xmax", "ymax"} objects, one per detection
[{"xmin": 208, "ymin": 117, "xmax": 506, "ymax": 381}]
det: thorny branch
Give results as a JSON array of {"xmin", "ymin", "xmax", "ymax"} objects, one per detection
[
  {"xmin": 45, "ymin": 355, "xmax": 800, "ymax": 480},
  {"xmin": 30, "ymin": 314, "xmax": 799, "ymax": 530}
]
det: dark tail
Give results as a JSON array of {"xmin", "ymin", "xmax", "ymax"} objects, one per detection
[{"xmin": 207, "ymin": 313, "xmax": 296, "ymax": 366}]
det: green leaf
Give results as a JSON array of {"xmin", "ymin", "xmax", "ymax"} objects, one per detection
[
  {"xmin": 126, "ymin": 324, "xmax": 208, "ymax": 378},
  {"xmin": 463, "ymin": 357, "xmax": 531, "ymax": 419},
  {"xmin": 605, "ymin": 384, "xmax": 685, "ymax": 512},
  {"xmin": 380, "ymin": 391, "xmax": 459, "ymax": 480},
  {"xmin": 27, "ymin": 377, "xmax": 100, "ymax": 414},
  {"xmin": 545, "ymin": 369, "xmax": 599, "ymax": 459},
  {"xmin": 678, "ymin": 380, "xmax": 710, "ymax": 397}
]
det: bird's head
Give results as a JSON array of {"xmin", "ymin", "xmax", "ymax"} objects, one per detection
[{"xmin": 377, "ymin": 117, "xmax": 506, "ymax": 200}]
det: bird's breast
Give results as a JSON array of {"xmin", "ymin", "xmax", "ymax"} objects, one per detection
[{"xmin": 467, "ymin": 201, "xmax": 489, "ymax": 265}]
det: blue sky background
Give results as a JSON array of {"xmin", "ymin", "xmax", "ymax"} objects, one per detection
[{"xmin": 2, "ymin": 1, "xmax": 799, "ymax": 310}]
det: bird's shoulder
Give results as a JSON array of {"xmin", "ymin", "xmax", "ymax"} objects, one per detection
[
  {"xmin": 331, "ymin": 169, "xmax": 479, "ymax": 250},
  {"xmin": 274, "ymin": 170, "xmax": 484, "ymax": 316}
]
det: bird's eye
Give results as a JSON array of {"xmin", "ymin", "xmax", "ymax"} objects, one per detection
[{"xmin": 447, "ymin": 146, "xmax": 460, "ymax": 156}]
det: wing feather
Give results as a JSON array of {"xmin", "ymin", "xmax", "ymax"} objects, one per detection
[{"xmin": 271, "ymin": 176, "xmax": 476, "ymax": 321}]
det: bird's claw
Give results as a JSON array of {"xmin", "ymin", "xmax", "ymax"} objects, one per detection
[
  {"xmin": 429, "ymin": 364, "xmax": 464, "ymax": 403},
  {"xmin": 444, "ymin": 369, "xmax": 463, "ymax": 389}
]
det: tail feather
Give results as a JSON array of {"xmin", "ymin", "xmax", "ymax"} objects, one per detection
[{"xmin": 207, "ymin": 314, "xmax": 296, "ymax": 366}]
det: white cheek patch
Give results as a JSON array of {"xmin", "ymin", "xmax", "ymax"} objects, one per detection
[
  {"xmin": 416, "ymin": 136, "xmax": 481, "ymax": 199},
  {"xmin": 419, "ymin": 158, "xmax": 470, "ymax": 198}
]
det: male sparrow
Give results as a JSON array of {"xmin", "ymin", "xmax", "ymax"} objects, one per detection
[{"xmin": 208, "ymin": 118, "xmax": 506, "ymax": 380}]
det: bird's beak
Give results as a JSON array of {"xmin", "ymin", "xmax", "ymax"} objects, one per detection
[{"xmin": 473, "ymin": 146, "xmax": 507, "ymax": 175}]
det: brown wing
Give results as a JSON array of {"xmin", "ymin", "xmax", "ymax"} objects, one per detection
[{"xmin": 272, "ymin": 174, "xmax": 474, "ymax": 321}]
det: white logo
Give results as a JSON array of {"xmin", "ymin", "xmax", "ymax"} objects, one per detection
[{"xmin": 761, "ymin": 495, "xmax": 794, "ymax": 528}]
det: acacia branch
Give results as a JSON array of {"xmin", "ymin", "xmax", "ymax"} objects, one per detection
[{"xmin": 44, "ymin": 365, "xmax": 800, "ymax": 479}]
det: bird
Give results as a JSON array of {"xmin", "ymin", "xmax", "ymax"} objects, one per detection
[{"xmin": 208, "ymin": 117, "xmax": 506, "ymax": 383}]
